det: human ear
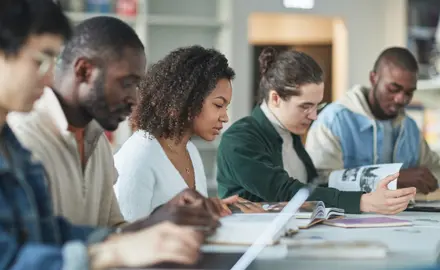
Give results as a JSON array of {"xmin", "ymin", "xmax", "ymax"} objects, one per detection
[
  {"xmin": 269, "ymin": 90, "xmax": 281, "ymax": 108},
  {"xmin": 73, "ymin": 57, "xmax": 95, "ymax": 84}
]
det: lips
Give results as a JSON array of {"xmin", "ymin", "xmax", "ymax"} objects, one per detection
[
  {"xmin": 388, "ymin": 105, "xmax": 403, "ymax": 114},
  {"xmin": 213, "ymin": 126, "xmax": 223, "ymax": 134}
]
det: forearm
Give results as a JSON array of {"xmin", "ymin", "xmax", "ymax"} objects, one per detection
[
  {"xmin": 4, "ymin": 241, "xmax": 89, "ymax": 270},
  {"xmin": 308, "ymin": 187, "xmax": 363, "ymax": 214}
]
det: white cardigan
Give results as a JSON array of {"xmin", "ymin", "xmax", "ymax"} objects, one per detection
[{"xmin": 114, "ymin": 131, "xmax": 208, "ymax": 221}]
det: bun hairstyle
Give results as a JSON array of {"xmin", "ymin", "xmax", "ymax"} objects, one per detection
[
  {"xmin": 258, "ymin": 47, "xmax": 278, "ymax": 76},
  {"xmin": 258, "ymin": 47, "xmax": 324, "ymax": 103}
]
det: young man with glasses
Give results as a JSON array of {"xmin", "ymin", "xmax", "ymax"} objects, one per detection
[
  {"xmin": 217, "ymin": 47, "xmax": 415, "ymax": 215},
  {"xmin": 0, "ymin": 0, "xmax": 210, "ymax": 269}
]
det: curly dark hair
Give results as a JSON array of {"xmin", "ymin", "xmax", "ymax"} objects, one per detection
[{"xmin": 132, "ymin": 45, "xmax": 235, "ymax": 141}]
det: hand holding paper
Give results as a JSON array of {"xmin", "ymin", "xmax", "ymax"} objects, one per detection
[{"xmin": 360, "ymin": 173, "xmax": 416, "ymax": 215}]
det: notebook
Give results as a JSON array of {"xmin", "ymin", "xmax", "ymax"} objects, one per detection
[
  {"xmin": 323, "ymin": 217, "xmax": 412, "ymax": 228},
  {"xmin": 230, "ymin": 183, "xmax": 317, "ymax": 270},
  {"xmin": 206, "ymin": 213, "xmax": 299, "ymax": 245}
]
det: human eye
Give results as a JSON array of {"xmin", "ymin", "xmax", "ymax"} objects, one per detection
[
  {"xmin": 299, "ymin": 104, "xmax": 312, "ymax": 110},
  {"xmin": 387, "ymin": 86, "xmax": 399, "ymax": 94},
  {"xmin": 120, "ymin": 77, "xmax": 138, "ymax": 89}
]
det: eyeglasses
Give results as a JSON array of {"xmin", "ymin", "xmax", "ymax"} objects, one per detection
[
  {"xmin": 301, "ymin": 102, "xmax": 328, "ymax": 115},
  {"xmin": 32, "ymin": 51, "xmax": 58, "ymax": 77}
]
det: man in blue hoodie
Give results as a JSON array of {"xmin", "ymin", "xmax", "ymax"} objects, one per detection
[{"xmin": 306, "ymin": 47, "xmax": 438, "ymax": 195}]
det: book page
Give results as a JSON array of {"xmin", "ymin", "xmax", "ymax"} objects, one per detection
[
  {"xmin": 324, "ymin": 208, "xmax": 345, "ymax": 219},
  {"xmin": 328, "ymin": 163, "xmax": 403, "ymax": 192}
]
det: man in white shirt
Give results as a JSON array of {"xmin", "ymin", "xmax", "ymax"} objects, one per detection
[{"xmin": 8, "ymin": 16, "xmax": 226, "ymax": 230}]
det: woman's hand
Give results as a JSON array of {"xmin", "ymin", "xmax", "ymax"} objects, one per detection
[{"xmin": 360, "ymin": 173, "xmax": 416, "ymax": 215}]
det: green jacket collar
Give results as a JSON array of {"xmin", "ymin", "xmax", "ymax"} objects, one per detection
[
  {"xmin": 251, "ymin": 105, "xmax": 283, "ymax": 144},
  {"xmin": 250, "ymin": 105, "xmax": 318, "ymax": 183}
]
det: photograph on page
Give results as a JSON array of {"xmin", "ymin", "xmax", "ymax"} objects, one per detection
[{"xmin": 328, "ymin": 163, "xmax": 403, "ymax": 192}]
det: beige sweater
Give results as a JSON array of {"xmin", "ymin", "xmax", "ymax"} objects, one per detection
[{"xmin": 8, "ymin": 87, "xmax": 126, "ymax": 227}]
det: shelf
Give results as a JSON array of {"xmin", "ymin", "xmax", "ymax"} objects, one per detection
[
  {"xmin": 417, "ymin": 79, "xmax": 440, "ymax": 91},
  {"xmin": 147, "ymin": 15, "xmax": 223, "ymax": 28},
  {"xmin": 66, "ymin": 12, "xmax": 137, "ymax": 24},
  {"xmin": 66, "ymin": 12, "xmax": 223, "ymax": 28},
  {"xmin": 409, "ymin": 26, "xmax": 437, "ymax": 40},
  {"xmin": 413, "ymin": 79, "xmax": 440, "ymax": 108}
]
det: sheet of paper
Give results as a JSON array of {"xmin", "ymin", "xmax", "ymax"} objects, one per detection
[{"xmin": 328, "ymin": 163, "xmax": 403, "ymax": 192}]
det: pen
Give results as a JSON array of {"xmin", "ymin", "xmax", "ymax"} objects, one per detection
[{"xmin": 191, "ymin": 226, "xmax": 214, "ymax": 232}]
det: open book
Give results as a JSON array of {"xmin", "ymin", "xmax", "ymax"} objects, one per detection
[
  {"xmin": 328, "ymin": 163, "xmax": 403, "ymax": 192},
  {"xmin": 294, "ymin": 201, "xmax": 344, "ymax": 229},
  {"xmin": 229, "ymin": 201, "xmax": 344, "ymax": 229}
]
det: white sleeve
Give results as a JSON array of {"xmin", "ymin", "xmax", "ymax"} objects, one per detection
[{"xmin": 113, "ymin": 155, "xmax": 156, "ymax": 222}]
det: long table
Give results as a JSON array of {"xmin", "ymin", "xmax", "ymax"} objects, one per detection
[
  {"xmin": 248, "ymin": 212, "xmax": 440, "ymax": 270},
  {"xmin": 144, "ymin": 211, "xmax": 440, "ymax": 270}
]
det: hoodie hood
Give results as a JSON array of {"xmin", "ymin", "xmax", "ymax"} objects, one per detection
[{"xmin": 338, "ymin": 84, "xmax": 406, "ymax": 124}]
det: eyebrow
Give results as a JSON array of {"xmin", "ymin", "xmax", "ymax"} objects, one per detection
[
  {"xmin": 390, "ymin": 82, "xmax": 416, "ymax": 92},
  {"xmin": 42, "ymin": 49, "xmax": 58, "ymax": 57},
  {"xmin": 122, "ymin": 74, "xmax": 142, "ymax": 81},
  {"xmin": 390, "ymin": 82, "xmax": 404, "ymax": 89},
  {"xmin": 299, "ymin": 102, "xmax": 316, "ymax": 106},
  {"xmin": 214, "ymin": 96, "xmax": 228, "ymax": 103}
]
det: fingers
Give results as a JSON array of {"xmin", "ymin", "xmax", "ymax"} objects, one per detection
[
  {"xmin": 385, "ymin": 193, "xmax": 414, "ymax": 206},
  {"xmin": 175, "ymin": 206, "xmax": 220, "ymax": 228},
  {"xmin": 171, "ymin": 226, "xmax": 204, "ymax": 249},
  {"xmin": 220, "ymin": 203, "xmax": 232, "ymax": 216},
  {"xmin": 378, "ymin": 173, "xmax": 399, "ymax": 188},
  {"xmin": 158, "ymin": 226, "xmax": 202, "ymax": 265},
  {"xmin": 386, "ymin": 202, "xmax": 409, "ymax": 215},
  {"xmin": 385, "ymin": 187, "xmax": 416, "ymax": 198},
  {"xmin": 418, "ymin": 182, "xmax": 431, "ymax": 195},
  {"xmin": 204, "ymin": 198, "xmax": 223, "ymax": 219},
  {"xmin": 424, "ymin": 173, "xmax": 438, "ymax": 192},
  {"xmin": 221, "ymin": 195, "xmax": 240, "ymax": 204},
  {"xmin": 234, "ymin": 202, "xmax": 265, "ymax": 213},
  {"xmin": 234, "ymin": 203, "xmax": 254, "ymax": 213},
  {"xmin": 180, "ymin": 189, "xmax": 203, "ymax": 205}
]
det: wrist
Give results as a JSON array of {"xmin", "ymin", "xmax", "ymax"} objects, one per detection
[
  {"xmin": 360, "ymin": 193, "xmax": 373, "ymax": 213},
  {"xmin": 88, "ymin": 241, "xmax": 122, "ymax": 269}
]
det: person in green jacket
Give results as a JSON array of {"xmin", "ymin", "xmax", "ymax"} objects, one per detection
[{"xmin": 217, "ymin": 47, "xmax": 416, "ymax": 214}]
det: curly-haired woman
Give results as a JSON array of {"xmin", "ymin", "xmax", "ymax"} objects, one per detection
[{"xmin": 113, "ymin": 45, "xmax": 235, "ymax": 221}]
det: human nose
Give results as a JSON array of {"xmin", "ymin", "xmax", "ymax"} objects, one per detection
[
  {"xmin": 41, "ymin": 64, "xmax": 54, "ymax": 87},
  {"xmin": 308, "ymin": 108, "xmax": 318, "ymax": 120},
  {"xmin": 220, "ymin": 109, "xmax": 229, "ymax": 123},
  {"xmin": 394, "ymin": 92, "xmax": 407, "ymax": 105}
]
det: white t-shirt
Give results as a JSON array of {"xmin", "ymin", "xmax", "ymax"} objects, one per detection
[{"xmin": 113, "ymin": 131, "xmax": 208, "ymax": 221}]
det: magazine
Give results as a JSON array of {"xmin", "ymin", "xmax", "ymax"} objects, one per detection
[{"xmin": 328, "ymin": 163, "xmax": 403, "ymax": 192}]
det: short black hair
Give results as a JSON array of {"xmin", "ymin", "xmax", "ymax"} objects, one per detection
[
  {"xmin": 258, "ymin": 47, "xmax": 323, "ymax": 102},
  {"xmin": 132, "ymin": 45, "xmax": 235, "ymax": 141},
  {"xmin": 58, "ymin": 16, "xmax": 144, "ymax": 72},
  {"xmin": 373, "ymin": 47, "xmax": 418, "ymax": 73},
  {"xmin": 0, "ymin": 0, "xmax": 71, "ymax": 57}
]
